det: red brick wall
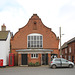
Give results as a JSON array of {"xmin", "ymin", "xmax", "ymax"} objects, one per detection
[
  {"xmin": 11, "ymin": 14, "xmax": 59, "ymax": 49},
  {"xmin": 68, "ymin": 42, "xmax": 75, "ymax": 55},
  {"xmin": 62, "ymin": 42, "xmax": 75, "ymax": 63},
  {"xmin": 62, "ymin": 48, "xmax": 67, "ymax": 59},
  {"xmin": 68, "ymin": 42, "xmax": 75, "ymax": 63},
  {"xmin": 11, "ymin": 49, "xmax": 18, "ymax": 65},
  {"xmin": 11, "ymin": 14, "xmax": 59, "ymax": 65},
  {"xmin": 48, "ymin": 54, "xmax": 51, "ymax": 64},
  {"xmin": 18, "ymin": 54, "xmax": 51, "ymax": 65},
  {"xmin": 18, "ymin": 54, "xmax": 21, "ymax": 66},
  {"xmin": 28, "ymin": 54, "xmax": 41, "ymax": 64}
]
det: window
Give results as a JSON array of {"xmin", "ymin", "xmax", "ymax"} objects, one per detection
[
  {"xmin": 65, "ymin": 48, "xmax": 67, "ymax": 53},
  {"xmin": 65, "ymin": 55, "xmax": 67, "ymax": 59},
  {"xmin": 69, "ymin": 47, "xmax": 71, "ymax": 53},
  {"xmin": 68, "ymin": 55, "xmax": 71, "ymax": 60},
  {"xmin": 27, "ymin": 33, "xmax": 43, "ymax": 48},
  {"xmin": 28, "ymin": 36, "xmax": 30, "ymax": 40},
  {"xmin": 31, "ymin": 54, "xmax": 38, "ymax": 58}
]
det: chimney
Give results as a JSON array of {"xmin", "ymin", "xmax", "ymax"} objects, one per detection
[{"xmin": 1, "ymin": 23, "xmax": 6, "ymax": 31}]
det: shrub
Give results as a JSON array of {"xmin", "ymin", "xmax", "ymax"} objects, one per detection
[
  {"xmin": 28, "ymin": 62, "xmax": 35, "ymax": 66},
  {"xmin": 35, "ymin": 62, "xmax": 40, "ymax": 66},
  {"xmin": 28, "ymin": 62, "xmax": 40, "ymax": 66}
]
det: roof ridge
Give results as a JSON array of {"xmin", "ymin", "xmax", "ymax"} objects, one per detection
[{"xmin": 61, "ymin": 37, "xmax": 75, "ymax": 49}]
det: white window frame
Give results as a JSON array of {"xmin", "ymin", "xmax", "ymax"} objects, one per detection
[
  {"xmin": 27, "ymin": 33, "xmax": 43, "ymax": 48},
  {"xmin": 65, "ymin": 55, "xmax": 66, "ymax": 59},
  {"xmin": 65, "ymin": 48, "xmax": 67, "ymax": 53},
  {"xmin": 31, "ymin": 54, "xmax": 38, "ymax": 58},
  {"xmin": 68, "ymin": 55, "xmax": 71, "ymax": 60},
  {"xmin": 69, "ymin": 47, "xmax": 71, "ymax": 53}
]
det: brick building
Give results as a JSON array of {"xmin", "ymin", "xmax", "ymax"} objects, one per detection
[
  {"xmin": 61, "ymin": 37, "xmax": 75, "ymax": 63},
  {"xmin": 11, "ymin": 14, "xmax": 59, "ymax": 66}
]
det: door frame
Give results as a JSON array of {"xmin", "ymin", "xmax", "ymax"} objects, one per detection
[
  {"xmin": 21, "ymin": 54, "xmax": 28, "ymax": 65},
  {"xmin": 41, "ymin": 53, "xmax": 48, "ymax": 65}
]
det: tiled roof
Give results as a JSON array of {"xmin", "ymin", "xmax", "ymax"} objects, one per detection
[
  {"xmin": 61, "ymin": 37, "xmax": 75, "ymax": 49},
  {"xmin": 0, "ymin": 31, "xmax": 10, "ymax": 40},
  {"xmin": 61, "ymin": 42, "xmax": 68, "ymax": 49},
  {"xmin": 67, "ymin": 37, "xmax": 75, "ymax": 44}
]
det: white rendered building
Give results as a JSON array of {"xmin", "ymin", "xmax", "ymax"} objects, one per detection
[{"xmin": 0, "ymin": 24, "xmax": 11, "ymax": 66}]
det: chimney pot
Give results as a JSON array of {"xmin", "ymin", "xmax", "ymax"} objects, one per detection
[{"xmin": 1, "ymin": 23, "xmax": 6, "ymax": 31}]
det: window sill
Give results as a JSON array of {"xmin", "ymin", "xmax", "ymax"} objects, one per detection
[{"xmin": 31, "ymin": 57, "xmax": 38, "ymax": 59}]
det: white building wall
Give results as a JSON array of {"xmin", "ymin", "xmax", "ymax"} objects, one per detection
[
  {"xmin": 0, "ymin": 32, "xmax": 11, "ymax": 66},
  {"xmin": 0, "ymin": 41, "xmax": 6, "ymax": 66}
]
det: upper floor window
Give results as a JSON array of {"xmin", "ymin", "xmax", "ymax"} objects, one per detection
[
  {"xmin": 27, "ymin": 33, "xmax": 43, "ymax": 48},
  {"xmin": 65, "ymin": 48, "xmax": 67, "ymax": 53},
  {"xmin": 69, "ymin": 47, "xmax": 71, "ymax": 53}
]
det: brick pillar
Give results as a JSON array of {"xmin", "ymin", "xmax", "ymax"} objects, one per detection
[
  {"xmin": 18, "ymin": 54, "xmax": 21, "ymax": 66},
  {"xmin": 74, "ymin": 55, "xmax": 75, "ymax": 64},
  {"xmin": 58, "ymin": 50, "xmax": 60, "ymax": 58},
  {"xmin": 48, "ymin": 53, "xmax": 51, "ymax": 65},
  {"xmin": 39, "ymin": 54, "xmax": 41, "ymax": 65},
  {"xmin": 28, "ymin": 54, "xmax": 30, "ymax": 64}
]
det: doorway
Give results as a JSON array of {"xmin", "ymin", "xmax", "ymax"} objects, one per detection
[
  {"xmin": 72, "ymin": 56, "xmax": 74, "ymax": 63},
  {"xmin": 42, "ymin": 54, "xmax": 48, "ymax": 65},
  {"xmin": 22, "ymin": 54, "xmax": 28, "ymax": 65}
]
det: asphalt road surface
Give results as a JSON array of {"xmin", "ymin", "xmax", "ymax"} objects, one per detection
[{"xmin": 0, "ymin": 66, "xmax": 75, "ymax": 75}]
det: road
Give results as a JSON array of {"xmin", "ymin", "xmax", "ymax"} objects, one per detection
[{"xmin": 0, "ymin": 66, "xmax": 75, "ymax": 75}]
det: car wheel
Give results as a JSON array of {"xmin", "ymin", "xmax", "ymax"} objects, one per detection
[
  {"xmin": 52, "ymin": 65, "xmax": 56, "ymax": 69},
  {"xmin": 69, "ymin": 64, "xmax": 73, "ymax": 68}
]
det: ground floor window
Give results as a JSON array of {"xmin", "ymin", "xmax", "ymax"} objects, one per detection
[
  {"xmin": 65, "ymin": 55, "xmax": 67, "ymax": 59},
  {"xmin": 68, "ymin": 55, "xmax": 71, "ymax": 60},
  {"xmin": 31, "ymin": 54, "xmax": 38, "ymax": 58}
]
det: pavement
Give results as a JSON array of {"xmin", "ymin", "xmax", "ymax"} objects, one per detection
[{"xmin": 0, "ymin": 65, "xmax": 75, "ymax": 75}]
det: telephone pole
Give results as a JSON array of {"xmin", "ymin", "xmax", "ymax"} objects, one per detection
[{"xmin": 59, "ymin": 27, "xmax": 62, "ymax": 57}]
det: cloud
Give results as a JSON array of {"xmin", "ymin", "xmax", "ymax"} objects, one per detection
[
  {"xmin": 0, "ymin": 0, "xmax": 75, "ymax": 45},
  {"xmin": 0, "ymin": 0, "xmax": 28, "ymax": 34}
]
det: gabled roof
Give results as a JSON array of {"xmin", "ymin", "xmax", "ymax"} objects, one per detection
[
  {"xmin": 61, "ymin": 37, "xmax": 75, "ymax": 49},
  {"xmin": 30, "ymin": 14, "xmax": 41, "ymax": 20},
  {"xmin": 0, "ymin": 31, "xmax": 10, "ymax": 41}
]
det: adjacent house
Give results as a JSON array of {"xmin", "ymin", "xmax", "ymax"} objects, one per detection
[
  {"xmin": 61, "ymin": 37, "xmax": 75, "ymax": 63},
  {"xmin": 11, "ymin": 14, "xmax": 59, "ymax": 66},
  {"xmin": 0, "ymin": 24, "xmax": 11, "ymax": 66}
]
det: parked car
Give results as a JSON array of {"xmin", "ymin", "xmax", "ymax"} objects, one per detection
[{"xmin": 49, "ymin": 58, "xmax": 74, "ymax": 69}]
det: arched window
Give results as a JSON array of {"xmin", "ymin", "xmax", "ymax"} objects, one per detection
[{"xmin": 27, "ymin": 33, "xmax": 43, "ymax": 48}]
